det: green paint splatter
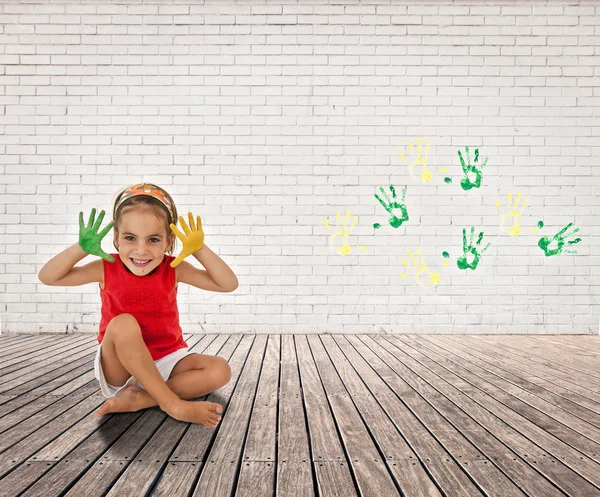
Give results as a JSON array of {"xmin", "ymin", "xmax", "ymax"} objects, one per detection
[
  {"xmin": 537, "ymin": 220, "xmax": 544, "ymax": 229},
  {"xmin": 538, "ymin": 222, "xmax": 581, "ymax": 257},
  {"xmin": 373, "ymin": 223, "xmax": 381, "ymax": 229},
  {"xmin": 374, "ymin": 185, "xmax": 409, "ymax": 229},
  {"xmin": 444, "ymin": 177, "xmax": 452, "ymax": 184},
  {"xmin": 457, "ymin": 227, "xmax": 491, "ymax": 271},
  {"xmin": 458, "ymin": 146, "xmax": 488, "ymax": 191},
  {"xmin": 442, "ymin": 251, "xmax": 450, "ymax": 259}
]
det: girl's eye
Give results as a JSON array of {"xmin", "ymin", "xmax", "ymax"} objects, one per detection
[
  {"xmin": 150, "ymin": 238, "xmax": 160, "ymax": 243},
  {"xmin": 125, "ymin": 236, "xmax": 135, "ymax": 241}
]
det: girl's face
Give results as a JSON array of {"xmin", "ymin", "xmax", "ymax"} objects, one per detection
[{"xmin": 114, "ymin": 207, "xmax": 173, "ymax": 276}]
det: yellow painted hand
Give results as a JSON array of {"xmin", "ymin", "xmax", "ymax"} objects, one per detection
[{"xmin": 170, "ymin": 212, "xmax": 205, "ymax": 268}]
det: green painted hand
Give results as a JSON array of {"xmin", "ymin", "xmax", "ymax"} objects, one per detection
[
  {"xmin": 458, "ymin": 146, "xmax": 488, "ymax": 191},
  {"xmin": 538, "ymin": 222, "xmax": 581, "ymax": 257},
  {"xmin": 373, "ymin": 185, "xmax": 409, "ymax": 229},
  {"xmin": 457, "ymin": 227, "xmax": 491, "ymax": 271},
  {"xmin": 78, "ymin": 208, "xmax": 115, "ymax": 262},
  {"xmin": 170, "ymin": 212, "xmax": 205, "ymax": 268}
]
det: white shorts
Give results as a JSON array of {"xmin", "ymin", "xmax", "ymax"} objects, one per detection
[{"xmin": 93, "ymin": 343, "xmax": 195, "ymax": 399}]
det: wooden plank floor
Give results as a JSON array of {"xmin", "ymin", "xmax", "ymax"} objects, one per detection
[{"xmin": 0, "ymin": 333, "xmax": 599, "ymax": 497}]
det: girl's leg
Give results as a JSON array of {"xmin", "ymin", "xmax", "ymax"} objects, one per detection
[
  {"xmin": 132, "ymin": 355, "xmax": 232, "ymax": 410},
  {"xmin": 100, "ymin": 313, "xmax": 181, "ymax": 411}
]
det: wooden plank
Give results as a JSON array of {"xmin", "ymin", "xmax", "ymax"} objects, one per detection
[
  {"xmin": 276, "ymin": 335, "xmax": 314, "ymax": 497},
  {"xmin": 148, "ymin": 462, "xmax": 199, "ymax": 497},
  {"xmin": 0, "ymin": 354, "xmax": 95, "ymax": 412},
  {"xmin": 549, "ymin": 336, "xmax": 600, "ymax": 348},
  {"xmin": 294, "ymin": 335, "xmax": 357, "ymax": 497},
  {"xmin": 413, "ymin": 336, "xmax": 600, "ymax": 457},
  {"xmin": 0, "ymin": 336, "xmax": 94, "ymax": 374},
  {"xmin": 188, "ymin": 335, "xmax": 268, "ymax": 497},
  {"xmin": 469, "ymin": 336, "xmax": 600, "ymax": 405},
  {"xmin": 294, "ymin": 336, "xmax": 350, "ymax": 462},
  {"xmin": 387, "ymin": 335, "xmax": 600, "ymax": 497},
  {"xmin": 342, "ymin": 335, "xmax": 552, "ymax": 497},
  {"xmin": 0, "ymin": 335, "xmax": 56, "ymax": 358},
  {"xmin": 536, "ymin": 336, "xmax": 600, "ymax": 357},
  {"xmin": 233, "ymin": 336, "xmax": 280, "ymax": 497},
  {"xmin": 314, "ymin": 461, "xmax": 359, "ymax": 497},
  {"xmin": 449, "ymin": 335, "xmax": 600, "ymax": 405},
  {"xmin": 105, "ymin": 416, "xmax": 188, "ymax": 497},
  {"xmin": 475, "ymin": 336, "xmax": 600, "ymax": 393},
  {"xmin": 234, "ymin": 461, "xmax": 275, "ymax": 497},
  {"xmin": 519, "ymin": 337, "xmax": 600, "ymax": 375},
  {"xmin": 0, "ymin": 343, "xmax": 100, "ymax": 394},
  {"xmin": 242, "ymin": 335, "xmax": 280, "ymax": 462},
  {"xmin": 0, "ymin": 384, "xmax": 104, "ymax": 479},
  {"xmin": 307, "ymin": 335, "xmax": 402, "ymax": 497},
  {"xmin": 363, "ymin": 335, "xmax": 586, "ymax": 497},
  {"xmin": 276, "ymin": 462, "xmax": 314, "ymax": 497},
  {"xmin": 0, "ymin": 335, "xmax": 35, "ymax": 351},
  {"xmin": 6, "ymin": 335, "xmax": 229, "ymax": 497},
  {"xmin": 437, "ymin": 335, "xmax": 600, "ymax": 428},
  {"xmin": 324, "ymin": 335, "xmax": 474, "ymax": 497}
]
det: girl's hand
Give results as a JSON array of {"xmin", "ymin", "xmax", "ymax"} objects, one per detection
[
  {"xmin": 78, "ymin": 208, "xmax": 115, "ymax": 263},
  {"xmin": 170, "ymin": 212, "xmax": 205, "ymax": 268}
]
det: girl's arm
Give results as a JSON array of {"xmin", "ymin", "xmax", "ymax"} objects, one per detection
[
  {"xmin": 175, "ymin": 244, "xmax": 238, "ymax": 292},
  {"xmin": 38, "ymin": 243, "xmax": 104, "ymax": 286}
]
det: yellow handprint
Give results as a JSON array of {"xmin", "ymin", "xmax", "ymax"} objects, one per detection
[
  {"xmin": 398, "ymin": 248, "xmax": 448, "ymax": 287},
  {"xmin": 324, "ymin": 211, "xmax": 366, "ymax": 256},
  {"xmin": 398, "ymin": 138, "xmax": 446, "ymax": 183},
  {"xmin": 170, "ymin": 212, "xmax": 205, "ymax": 268},
  {"xmin": 496, "ymin": 192, "xmax": 529, "ymax": 237}
]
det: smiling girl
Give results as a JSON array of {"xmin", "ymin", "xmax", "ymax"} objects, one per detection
[{"xmin": 38, "ymin": 183, "xmax": 238, "ymax": 428}]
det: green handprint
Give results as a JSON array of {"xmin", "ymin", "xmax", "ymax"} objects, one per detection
[
  {"xmin": 458, "ymin": 146, "xmax": 488, "ymax": 191},
  {"xmin": 373, "ymin": 185, "xmax": 409, "ymax": 229},
  {"xmin": 538, "ymin": 222, "xmax": 581, "ymax": 257},
  {"xmin": 79, "ymin": 208, "xmax": 115, "ymax": 262},
  {"xmin": 456, "ymin": 227, "xmax": 491, "ymax": 271}
]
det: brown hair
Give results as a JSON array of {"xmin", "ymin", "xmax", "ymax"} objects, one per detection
[{"xmin": 112, "ymin": 184, "xmax": 178, "ymax": 255}]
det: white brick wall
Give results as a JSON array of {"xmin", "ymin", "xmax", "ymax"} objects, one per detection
[{"xmin": 1, "ymin": 1, "xmax": 599, "ymax": 335}]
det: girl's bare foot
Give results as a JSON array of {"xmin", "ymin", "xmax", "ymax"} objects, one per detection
[
  {"xmin": 96, "ymin": 384, "xmax": 143, "ymax": 416},
  {"xmin": 168, "ymin": 400, "xmax": 223, "ymax": 428}
]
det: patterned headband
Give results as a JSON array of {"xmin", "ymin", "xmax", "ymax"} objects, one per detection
[{"xmin": 116, "ymin": 183, "xmax": 175, "ymax": 222}]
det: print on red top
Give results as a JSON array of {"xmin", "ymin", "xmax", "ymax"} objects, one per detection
[{"xmin": 98, "ymin": 254, "xmax": 188, "ymax": 361}]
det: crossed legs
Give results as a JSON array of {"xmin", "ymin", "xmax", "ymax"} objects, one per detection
[{"xmin": 96, "ymin": 313, "xmax": 231, "ymax": 428}]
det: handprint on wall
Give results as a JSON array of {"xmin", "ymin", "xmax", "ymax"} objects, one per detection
[
  {"xmin": 496, "ymin": 192, "xmax": 529, "ymax": 237},
  {"xmin": 324, "ymin": 211, "xmax": 366, "ymax": 256},
  {"xmin": 537, "ymin": 222, "xmax": 582, "ymax": 256},
  {"xmin": 398, "ymin": 138, "xmax": 449, "ymax": 183},
  {"xmin": 457, "ymin": 146, "xmax": 488, "ymax": 191},
  {"xmin": 443, "ymin": 227, "xmax": 491, "ymax": 271},
  {"xmin": 398, "ymin": 248, "xmax": 449, "ymax": 287},
  {"xmin": 398, "ymin": 138, "xmax": 433, "ymax": 183},
  {"xmin": 373, "ymin": 185, "xmax": 409, "ymax": 229}
]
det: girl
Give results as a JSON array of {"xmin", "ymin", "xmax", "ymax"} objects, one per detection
[{"xmin": 38, "ymin": 183, "xmax": 238, "ymax": 429}]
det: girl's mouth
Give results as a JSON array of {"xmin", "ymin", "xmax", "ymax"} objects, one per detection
[{"xmin": 130, "ymin": 258, "xmax": 152, "ymax": 268}]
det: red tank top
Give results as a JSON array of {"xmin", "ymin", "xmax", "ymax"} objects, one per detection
[{"xmin": 98, "ymin": 254, "xmax": 188, "ymax": 361}]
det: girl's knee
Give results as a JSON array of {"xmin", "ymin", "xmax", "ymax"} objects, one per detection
[
  {"xmin": 217, "ymin": 357, "xmax": 232, "ymax": 383},
  {"xmin": 106, "ymin": 313, "xmax": 141, "ymax": 343}
]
